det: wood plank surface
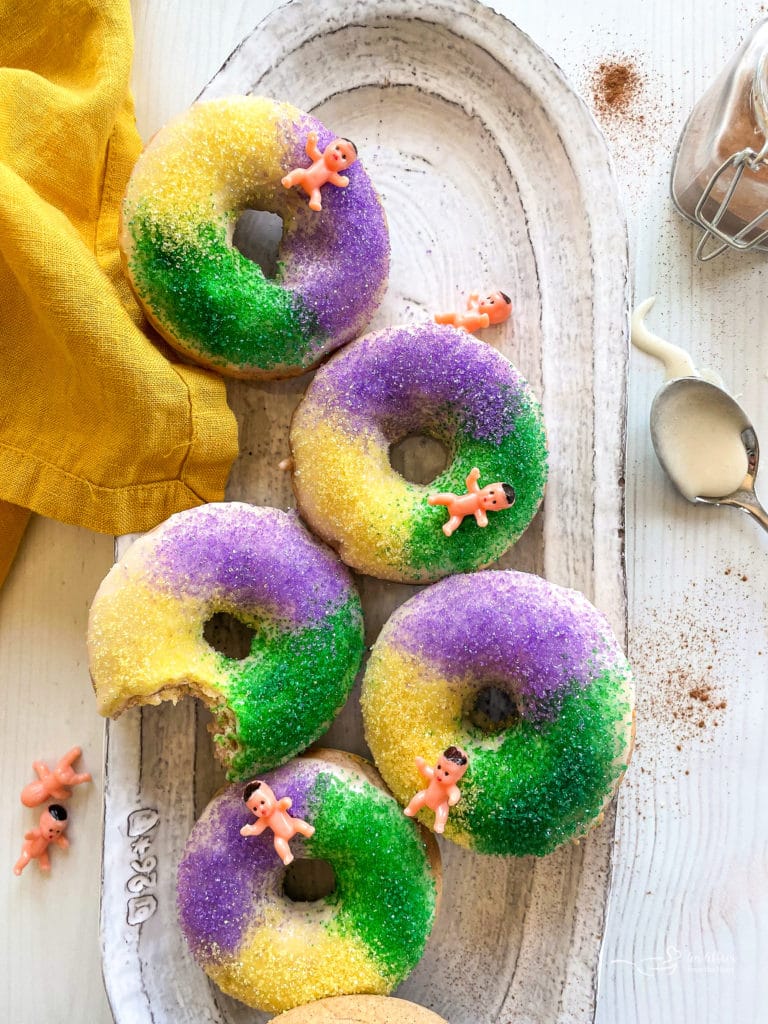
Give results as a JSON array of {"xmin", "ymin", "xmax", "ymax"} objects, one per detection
[{"xmin": 1, "ymin": 2, "xmax": 767, "ymax": 1023}]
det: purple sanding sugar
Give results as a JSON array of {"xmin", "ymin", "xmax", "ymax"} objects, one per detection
[
  {"xmin": 386, "ymin": 571, "xmax": 621, "ymax": 720},
  {"xmin": 306, "ymin": 323, "xmax": 527, "ymax": 444},
  {"xmin": 177, "ymin": 759, "xmax": 317, "ymax": 961},
  {"xmin": 279, "ymin": 113, "xmax": 389, "ymax": 344},
  {"xmin": 145, "ymin": 504, "xmax": 354, "ymax": 626}
]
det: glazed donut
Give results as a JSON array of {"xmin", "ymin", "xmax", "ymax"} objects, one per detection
[
  {"xmin": 177, "ymin": 751, "xmax": 440, "ymax": 1012},
  {"xmin": 288, "ymin": 323, "xmax": 547, "ymax": 583},
  {"xmin": 120, "ymin": 96, "xmax": 389, "ymax": 379},
  {"xmin": 272, "ymin": 995, "xmax": 448, "ymax": 1023},
  {"xmin": 361, "ymin": 571, "xmax": 635, "ymax": 856},
  {"xmin": 87, "ymin": 504, "xmax": 363, "ymax": 780}
]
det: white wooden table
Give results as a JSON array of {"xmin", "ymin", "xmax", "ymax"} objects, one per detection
[{"xmin": 1, "ymin": 2, "xmax": 766, "ymax": 1022}]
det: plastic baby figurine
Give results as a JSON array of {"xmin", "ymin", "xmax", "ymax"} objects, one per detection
[
  {"xmin": 14, "ymin": 804, "xmax": 69, "ymax": 875},
  {"xmin": 428, "ymin": 467, "xmax": 515, "ymax": 537},
  {"xmin": 240, "ymin": 780, "xmax": 315, "ymax": 865},
  {"xmin": 281, "ymin": 131, "xmax": 358, "ymax": 211},
  {"xmin": 20, "ymin": 746, "xmax": 91, "ymax": 807},
  {"xmin": 434, "ymin": 289, "xmax": 512, "ymax": 333},
  {"xmin": 404, "ymin": 747, "xmax": 469, "ymax": 834}
]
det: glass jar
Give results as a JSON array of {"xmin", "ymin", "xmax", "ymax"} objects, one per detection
[{"xmin": 671, "ymin": 18, "xmax": 768, "ymax": 261}]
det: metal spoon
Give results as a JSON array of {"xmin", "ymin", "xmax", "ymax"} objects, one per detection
[{"xmin": 650, "ymin": 376, "xmax": 768, "ymax": 533}]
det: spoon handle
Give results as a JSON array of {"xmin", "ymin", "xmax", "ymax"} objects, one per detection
[{"xmin": 720, "ymin": 491, "xmax": 768, "ymax": 534}]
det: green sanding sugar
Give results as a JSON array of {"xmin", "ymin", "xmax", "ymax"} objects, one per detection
[
  {"xmin": 307, "ymin": 772, "xmax": 437, "ymax": 982},
  {"xmin": 403, "ymin": 402, "xmax": 548, "ymax": 579},
  {"xmin": 127, "ymin": 206, "xmax": 321, "ymax": 370},
  {"xmin": 455, "ymin": 666, "xmax": 633, "ymax": 856},
  {"xmin": 214, "ymin": 600, "xmax": 364, "ymax": 780}
]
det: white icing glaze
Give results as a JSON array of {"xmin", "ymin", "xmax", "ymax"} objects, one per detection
[
  {"xmin": 633, "ymin": 297, "xmax": 748, "ymax": 500},
  {"xmin": 631, "ymin": 297, "xmax": 697, "ymax": 380},
  {"xmin": 654, "ymin": 386, "xmax": 748, "ymax": 500}
]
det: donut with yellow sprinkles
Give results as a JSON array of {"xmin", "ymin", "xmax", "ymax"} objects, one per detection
[
  {"xmin": 288, "ymin": 322, "xmax": 548, "ymax": 583},
  {"xmin": 361, "ymin": 571, "xmax": 635, "ymax": 856},
  {"xmin": 87, "ymin": 504, "xmax": 364, "ymax": 781},
  {"xmin": 177, "ymin": 751, "xmax": 440, "ymax": 1013},
  {"xmin": 120, "ymin": 96, "xmax": 389, "ymax": 379}
]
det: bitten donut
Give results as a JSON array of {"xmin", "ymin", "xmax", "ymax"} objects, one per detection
[
  {"xmin": 177, "ymin": 751, "xmax": 440, "ymax": 1013},
  {"xmin": 288, "ymin": 323, "xmax": 547, "ymax": 583},
  {"xmin": 120, "ymin": 96, "xmax": 389, "ymax": 379},
  {"xmin": 88, "ymin": 504, "xmax": 364, "ymax": 780},
  {"xmin": 361, "ymin": 572, "xmax": 635, "ymax": 856},
  {"xmin": 272, "ymin": 995, "xmax": 448, "ymax": 1023}
]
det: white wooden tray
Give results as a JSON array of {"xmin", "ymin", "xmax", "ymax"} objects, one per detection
[{"xmin": 101, "ymin": 1, "xmax": 629, "ymax": 1021}]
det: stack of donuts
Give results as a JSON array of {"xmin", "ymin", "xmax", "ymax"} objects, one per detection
[{"xmin": 88, "ymin": 96, "xmax": 635, "ymax": 1022}]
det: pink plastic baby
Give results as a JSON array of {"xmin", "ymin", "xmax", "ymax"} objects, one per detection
[
  {"xmin": 20, "ymin": 746, "xmax": 91, "ymax": 807},
  {"xmin": 428, "ymin": 467, "xmax": 515, "ymax": 537},
  {"xmin": 281, "ymin": 132, "xmax": 358, "ymax": 211},
  {"xmin": 434, "ymin": 290, "xmax": 512, "ymax": 333},
  {"xmin": 240, "ymin": 780, "xmax": 315, "ymax": 865},
  {"xmin": 404, "ymin": 747, "xmax": 469, "ymax": 834},
  {"xmin": 14, "ymin": 805, "xmax": 69, "ymax": 875}
]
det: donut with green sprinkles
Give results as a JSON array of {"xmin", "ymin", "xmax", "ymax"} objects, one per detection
[
  {"xmin": 120, "ymin": 96, "xmax": 389, "ymax": 379},
  {"xmin": 177, "ymin": 751, "xmax": 440, "ymax": 1012},
  {"xmin": 87, "ymin": 504, "xmax": 364, "ymax": 781},
  {"xmin": 289, "ymin": 322, "xmax": 548, "ymax": 583},
  {"xmin": 361, "ymin": 571, "xmax": 635, "ymax": 856}
]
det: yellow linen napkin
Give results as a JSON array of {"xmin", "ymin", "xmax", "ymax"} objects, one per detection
[{"xmin": 0, "ymin": 0, "xmax": 239, "ymax": 586}]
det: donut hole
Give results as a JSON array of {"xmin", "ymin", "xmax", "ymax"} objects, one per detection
[
  {"xmin": 389, "ymin": 434, "xmax": 449, "ymax": 485},
  {"xmin": 202, "ymin": 612, "xmax": 256, "ymax": 661},
  {"xmin": 282, "ymin": 858, "xmax": 337, "ymax": 903},
  {"xmin": 467, "ymin": 685, "xmax": 520, "ymax": 735},
  {"xmin": 232, "ymin": 209, "xmax": 284, "ymax": 279}
]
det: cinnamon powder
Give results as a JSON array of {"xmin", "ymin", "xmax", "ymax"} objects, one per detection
[
  {"xmin": 629, "ymin": 582, "xmax": 738, "ymax": 752},
  {"xmin": 581, "ymin": 55, "xmax": 666, "ymax": 162},
  {"xmin": 590, "ymin": 59, "xmax": 644, "ymax": 120}
]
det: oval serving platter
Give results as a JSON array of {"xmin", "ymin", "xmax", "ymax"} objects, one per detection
[{"xmin": 101, "ymin": 2, "xmax": 629, "ymax": 1022}]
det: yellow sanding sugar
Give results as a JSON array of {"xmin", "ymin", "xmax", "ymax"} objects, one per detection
[
  {"xmin": 290, "ymin": 416, "xmax": 410, "ymax": 572},
  {"xmin": 361, "ymin": 645, "xmax": 463, "ymax": 806},
  {"xmin": 124, "ymin": 96, "xmax": 293, "ymax": 230},
  {"xmin": 207, "ymin": 907, "xmax": 388, "ymax": 1013},
  {"xmin": 88, "ymin": 575, "xmax": 225, "ymax": 716}
]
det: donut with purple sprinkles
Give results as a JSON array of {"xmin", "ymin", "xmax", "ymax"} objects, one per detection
[
  {"xmin": 177, "ymin": 751, "xmax": 440, "ymax": 1012},
  {"xmin": 288, "ymin": 323, "xmax": 548, "ymax": 583},
  {"xmin": 361, "ymin": 571, "xmax": 635, "ymax": 856},
  {"xmin": 88, "ymin": 504, "xmax": 364, "ymax": 780},
  {"xmin": 120, "ymin": 96, "xmax": 389, "ymax": 379}
]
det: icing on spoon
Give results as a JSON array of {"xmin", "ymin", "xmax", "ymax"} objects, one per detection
[{"xmin": 633, "ymin": 298, "xmax": 768, "ymax": 533}]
